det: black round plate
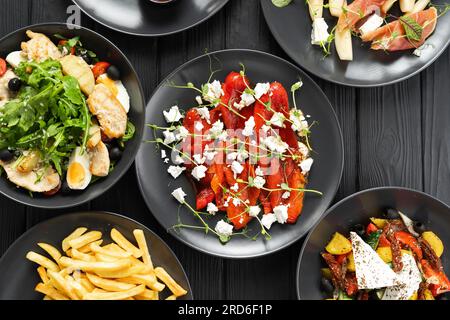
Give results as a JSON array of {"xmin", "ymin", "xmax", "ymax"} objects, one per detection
[
  {"xmin": 261, "ymin": 0, "xmax": 450, "ymax": 87},
  {"xmin": 0, "ymin": 23, "xmax": 145, "ymax": 209},
  {"xmin": 136, "ymin": 49, "xmax": 344, "ymax": 258},
  {"xmin": 72, "ymin": 0, "xmax": 229, "ymax": 37},
  {"xmin": 297, "ymin": 187, "xmax": 450, "ymax": 300},
  {"xmin": 0, "ymin": 211, "xmax": 193, "ymax": 300}
]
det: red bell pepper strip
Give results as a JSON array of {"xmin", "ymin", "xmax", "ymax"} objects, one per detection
[
  {"xmin": 366, "ymin": 223, "xmax": 378, "ymax": 235},
  {"xmin": 92, "ymin": 61, "xmax": 111, "ymax": 79},
  {"xmin": 219, "ymin": 72, "xmax": 251, "ymax": 129},
  {"xmin": 196, "ymin": 188, "xmax": 215, "ymax": 210},
  {"xmin": 287, "ymin": 167, "xmax": 306, "ymax": 224},
  {"xmin": 58, "ymin": 40, "xmax": 76, "ymax": 55},
  {"xmin": 421, "ymin": 259, "xmax": 450, "ymax": 296},
  {"xmin": 0, "ymin": 58, "xmax": 7, "ymax": 77},
  {"xmin": 395, "ymin": 231, "xmax": 423, "ymax": 260},
  {"xmin": 378, "ymin": 233, "xmax": 391, "ymax": 247}
]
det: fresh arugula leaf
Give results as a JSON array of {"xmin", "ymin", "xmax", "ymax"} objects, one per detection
[{"xmin": 399, "ymin": 16, "xmax": 423, "ymax": 42}]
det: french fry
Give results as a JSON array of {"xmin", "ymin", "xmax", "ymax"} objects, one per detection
[
  {"xmin": 111, "ymin": 228, "xmax": 142, "ymax": 258},
  {"xmin": 382, "ymin": 0, "xmax": 398, "ymax": 13},
  {"xmin": 65, "ymin": 275, "xmax": 88, "ymax": 299},
  {"xmin": 78, "ymin": 240, "xmax": 103, "ymax": 253},
  {"xmin": 95, "ymin": 252, "xmax": 120, "ymax": 262},
  {"xmin": 400, "ymin": 0, "xmax": 415, "ymax": 12},
  {"xmin": 166, "ymin": 295, "xmax": 177, "ymax": 300},
  {"xmin": 134, "ymin": 289, "xmax": 159, "ymax": 300},
  {"xmin": 26, "ymin": 251, "xmax": 59, "ymax": 272},
  {"xmin": 59, "ymin": 256, "xmax": 131, "ymax": 273},
  {"xmin": 83, "ymin": 284, "xmax": 146, "ymax": 300},
  {"xmin": 94, "ymin": 264, "xmax": 148, "ymax": 279},
  {"xmin": 35, "ymin": 283, "xmax": 68, "ymax": 300},
  {"xmin": 412, "ymin": 0, "xmax": 430, "ymax": 13},
  {"xmin": 120, "ymin": 274, "xmax": 164, "ymax": 292},
  {"xmin": 47, "ymin": 270, "xmax": 79, "ymax": 300},
  {"xmin": 155, "ymin": 267, "xmax": 187, "ymax": 297},
  {"xmin": 335, "ymin": 27, "xmax": 353, "ymax": 61},
  {"xmin": 68, "ymin": 231, "xmax": 102, "ymax": 250},
  {"xmin": 133, "ymin": 230, "xmax": 154, "ymax": 269},
  {"xmin": 62, "ymin": 227, "xmax": 87, "ymax": 252},
  {"xmin": 89, "ymin": 242, "xmax": 132, "ymax": 258},
  {"xmin": 43, "ymin": 295, "xmax": 52, "ymax": 300},
  {"xmin": 329, "ymin": 0, "xmax": 345, "ymax": 17},
  {"xmin": 79, "ymin": 278, "xmax": 96, "ymax": 292},
  {"xmin": 37, "ymin": 266, "xmax": 50, "ymax": 284},
  {"xmin": 37, "ymin": 243, "xmax": 62, "ymax": 262},
  {"xmin": 71, "ymin": 248, "xmax": 97, "ymax": 262},
  {"xmin": 308, "ymin": 0, "xmax": 324, "ymax": 20},
  {"xmin": 86, "ymin": 273, "xmax": 136, "ymax": 292}
]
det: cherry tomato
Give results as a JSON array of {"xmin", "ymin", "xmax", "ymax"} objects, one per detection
[
  {"xmin": 366, "ymin": 223, "xmax": 378, "ymax": 234},
  {"xmin": 58, "ymin": 40, "xmax": 76, "ymax": 55},
  {"xmin": 0, "ymin": 58, "xmax": 7, "ymax": 77},
  {"xmin": 92, "ymin": 61, "xmax": 111, "ymax": 79}
]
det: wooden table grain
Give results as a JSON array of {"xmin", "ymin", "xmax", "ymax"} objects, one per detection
[{"xmin": 0, "ymin": 0, "xmax": 449, "ymax": 300}]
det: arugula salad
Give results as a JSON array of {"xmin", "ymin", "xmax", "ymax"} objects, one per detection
[{"xmin": 0, "ymin": 30, "xmax": 134, "ymax": 196}]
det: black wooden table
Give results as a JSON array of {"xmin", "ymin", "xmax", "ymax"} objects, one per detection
[{"xmin": 1, "ymin": 0, "xmax": 449, "ymax": 300}]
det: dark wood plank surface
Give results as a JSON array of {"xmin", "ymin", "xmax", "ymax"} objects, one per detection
[{"xmin": 0, "ymin": 0, "xmax": 449, "ymax": 300}]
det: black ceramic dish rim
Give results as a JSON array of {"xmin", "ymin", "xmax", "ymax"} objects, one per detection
[
  {"xmin": 72, "ymin": 0, "xmax": 230, "ymax": 37},
  {"xmin": 0, "ymin": 22, "xmax": 146, "ymax": 209},
  {"xmin": 260, "ymin": 0, "xmax": 450, "ymax": 88},
  {"xmin": 135, "ymin": 48, "xmax": 345, "ymax": 260},
  {"xmin": 295, "ymin": 186, "xmax": 450, "ymax": 300},
  {"xmin": 0, "ymin": 210, "xmax": 194, "ymax": 300}
]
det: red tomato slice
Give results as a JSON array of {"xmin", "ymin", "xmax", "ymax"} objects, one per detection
[
  {"xmin": 92, "ymin": 61, "xmax": 111, "ymax": 79},
  {"xmin": 0, "ymin": 58, "xmax": 7, "ymax": 77}
]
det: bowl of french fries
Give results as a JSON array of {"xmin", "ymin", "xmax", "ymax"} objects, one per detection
[{"xmin": 0, "ymin": 212, "xmax": 192, "ymax": 300}]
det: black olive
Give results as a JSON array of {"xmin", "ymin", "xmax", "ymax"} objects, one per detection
[
  {"xmin": 106, "ymin": 65, "xmax": 121, "ymax": 81},
  {"xmin": 0, "ymin": 149, "xmax": 14, "ymax": 162},
  {"xmin": 60, "ymin": 180, "xmax": 72, "ymax": 195},
  {"xmin": 80, "ymin": 53, "xmax": 92, "ymax": 65},
  {"xmin": 413, "ymin": 221, "xmax": 426, "ymax": 233},
  {"xmin": 109, "ymin": 147, "xmax": 123, "ymax": 161},
  {"xmin": 382, "ymin": 208, "xmax": 399, "ymax": 219},
  {"xmin": 320, "ymin": 277, "xmax": 334, "ymax": 294},
  {"xmin": 8, "ymin": 78, "xmax": 22, "ymax": 92},
  {"xmin": 351, "ymin": 224, "xmax": 366, "ymax": 237},
  {"xmin": 104, "ymin": 142, "xmax": 114, "ymax": 153}
]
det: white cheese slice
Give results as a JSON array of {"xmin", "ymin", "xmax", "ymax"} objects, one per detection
[
  {"xmin": 383, "ymin": 254, "xmax": 422, "ymax": 300},
  {"xmin": 398, "ymin": 211, "xmax": 419, "ymax": 237},
  {"xmin": 359, "ymin": 14, "xmax": 384, "ymax": 37},
  {"xmin": 350, "ymin": 232, "xmax": 399, "ymax": 289},
  {"xmin": 311, "ymin": 18, "xmax": 330, "ymax": 45}
]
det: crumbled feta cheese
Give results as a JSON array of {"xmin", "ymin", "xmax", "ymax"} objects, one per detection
[
  {"xmin": 203, "ymin": 80, "xmax": 224, "ymax": 105},
  {"xmin": 193, "ymin": 154, "xmax": 206, "ymax": 165},
  {"xmin": 269, "ymin": 112, "xmax": 286, "ymax": 127},
  {"xmin": 249, "ymin": 206, "xmax": 261, "ymax": 217},
  {"xmin": 215, "ymin": 220, "xmax": 234, "ymax": 237},
  {"xmin": 311, "ymin": 18, "xmax": 330, "ymax": 46},
  {"xmin": 163, "ymin": 105, "xmax": 184, "ymax": 123},
  {"xmin": 173, "ymin": 155, "xmax": 185, "ymax": 165},
  {"xmin": 359, "ymin": 14, "xmax": 384, "ymax": 37},
  {"xmin": 254, "ymin": 83, "xmax": 270, "ymax": 99},
  {"xmin": 282, "ymin": 191, "xmax": 291, "ymax": 199},
  {"xmin": 298, "ymin": 142, "xmax": 309, "ymax": 158},
  {"xmin": 255, "ymin": 166, "xmax": 264, "ymax": 176},
  {"xmin": 217, "ymin": 131, "xmax": 228, "ymax": 142},
  {"xmin": 241, "ymin": 91, "xmax": 256, "ymax": 106},
  {"xmin": 227, "ymin": 152, "xmax": 238, "ymax": 161},
  {"xmin": 242, "ymin": 116, "xmax": 255, "ymax": 137},
  {"xmin": 233, "ymin": 101, "xmax": 246, "ymax": 111},
  {"xmin": 175, "ymin": 126, "xmax": 189, "ymax": 140},
  {"xmin": 195, "ymin": 96, "xmax": 203, "ymax": 105},
  {"xmin": 230, "ymin": 183, "xmax": 239, "ymax": 192},
  {"xmin": 164, "ymin": 158, "xmax": 170, "ymax": 164},
  {"xmin": 204, "ymin": 150, "xmax": 218, "ymax": 161},
  {"xmin": 207, "ymin": 203, "xmax": 219, "ymax": 215},
  {"xmin": 192, "ymin": 165, "xmax": 207, "ymax": 181},
  {"xmin": 263, "ymin": 136, "xmax": 289, "ymax": 154},
  {"xmin": 161, "ymin": 150, "xmax": 167, "ymax": 159},
  {"xmin": 163, "ymin": 130, "xmax": 176, "ymax": 144},
  {"xmin": 273, "ymin": 205, "xmax": 288, "ymax": 224},
  {"xmin": 209, "ymin": 120, "xmax": 224, "ymax": 138},
  {"xmin": 231, "ymin": 161, "xmax": 244, "ymax": 176},
  {"xmin": 167, "ymin": 166, "xmax": 186, "ymax": 179},
  {"xmin": 236, "ymin": 149, "xmax": 249, "ymax": 162},
  {"xmin": 300, "ymin": 158, "xmax": 314, "ymax": 174},
  {"xmin": 194, "ymin": 122, "xmax": 204, "ymax": 132},
  {"xmin": 253, "ymin": 176, "xmax": 266, "ymax": 189},
  {"xmin": 171, "ymin": 187, "xmax": 187, "ymax": 204},
  {"xmin": 261, "ymin": 214, "xmax": 277, "ymax": 230},
  {"xmin": 196, "ymin": 107, "xmax": 211, "ymax": 123},
  {"xmin": 232, "ymin": 198, "xmax": 241, "ymax": 207},
  {"xmin": 290, "ymin": 109, "xmax": 309, "ymax": 134},
  {"xmin": 261, "ymin": 124, "xmax": 271, "ymax": 133}
]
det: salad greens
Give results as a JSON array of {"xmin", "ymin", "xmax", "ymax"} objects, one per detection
[{"xmin": 0, "ymin": 59, "xmax": 91, "ymax": 175}]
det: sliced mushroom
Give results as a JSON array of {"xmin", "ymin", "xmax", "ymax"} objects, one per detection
[
  {"xmin": 0, "ymin": 161, "xmax": 60, "ymax": 193},
  {"xmin": 21, "ymin": 30, "xmax": 62, "ymax": 63},
  {"xmin": 89, "ymin": 141, "xmax": 110, "ymax": 177},
  {"xmin": 60, "ymin": 55, "xmax": 95, "ymax": 96}
]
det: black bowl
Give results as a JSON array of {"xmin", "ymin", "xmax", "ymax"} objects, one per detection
[
  {"xmin": 0, "ymin": 23, "xmax": 145, "ymax": 209},
  {"xmin": 296, "ymin": 187, "xmax": 450, "ymax": 300},
  {"xmin": 136, "ymin": 49, "xmax": 344, "ymax": 258},
  {"xmin": 0, "ymin": 211, "xmax": 193, "ymax": 300}
]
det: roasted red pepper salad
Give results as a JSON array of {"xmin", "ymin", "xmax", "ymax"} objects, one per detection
[
  {"xmin": 0, "ymin": 31, "xmax": 134, "ymax": 196},
  {"xmin": 147, "ymin": 66, "xmax": 322, "ymax": 243},
  {"xmin": 321, "ymin": 208, "xmax": 449, "ymax": 300},
  {"xmin": 272, "ymin": 0, "xmax": 449, "ymax": 60}
]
